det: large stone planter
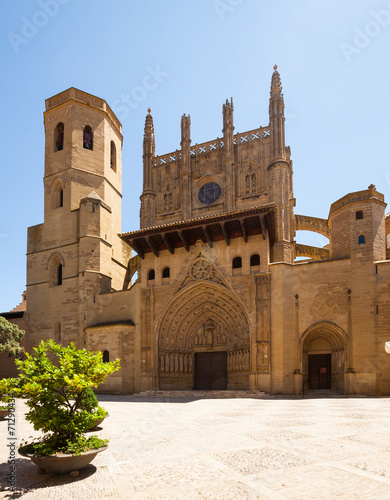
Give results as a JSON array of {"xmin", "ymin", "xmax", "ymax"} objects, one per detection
[
  {"xmin": 0, "ymin": 408, "xmax": 9, "ymax": 420},
  {"xmin": 19, "ymin": 446, "xmax": 107, "ymax": 474}
]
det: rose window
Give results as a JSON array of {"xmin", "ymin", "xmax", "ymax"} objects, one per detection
[{"xmin": 190, "ymin": 259, "xmax": 213, "ymax": 280}]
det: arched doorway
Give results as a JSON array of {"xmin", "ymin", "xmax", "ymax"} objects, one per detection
[
  {"xmin": 157, "ymin": 282, "xmax": 250, "ymax": 390},
  {"xmin": 300, "ymin": 322, "xmax": 348, "ymax": 393}
]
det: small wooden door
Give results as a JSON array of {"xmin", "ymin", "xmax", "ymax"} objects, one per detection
[
  {"xmin": 194, "ymin": 352, "xmax": 227, "ymax": 390},
  {"xmin": 308, "ymin": 353, "xmax": 331, "ymax": 389}
]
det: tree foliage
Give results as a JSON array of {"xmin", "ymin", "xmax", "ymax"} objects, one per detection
[
  {"xmin": 0, "ymin": 339, "xmax": 120, "ymax": 455},
  {"xmin": 0, "ymin": 316, "xmax": 25, "ymax": 356}
]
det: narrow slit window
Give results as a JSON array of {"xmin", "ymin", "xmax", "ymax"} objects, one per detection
[
  {"xmin": 110, "ymin": 141, "xmax": 116, "ymax": 171},
  {"xmin": 55, "ymin": 122, "xmax": 64, "ymax": 152},
  {"xmin": 83, "ymin": 126, "xmax": 93, "ymax": 150},
  {"xmin": 57, "ymin": 263, "xmax": 63, "ymax": 286}
]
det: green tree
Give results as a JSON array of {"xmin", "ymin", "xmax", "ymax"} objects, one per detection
[
  {"xmin": 0, "ymin": 316, "xmax": 25, "ymax": 356},
  {"xmin": 0, "ymin": 339, "xmax": 120, "ymax": 455}
]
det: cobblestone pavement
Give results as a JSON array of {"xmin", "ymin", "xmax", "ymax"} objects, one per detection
[{"xmin": 2, "ymin": 396, "xmax": 390, "ymax": 499}]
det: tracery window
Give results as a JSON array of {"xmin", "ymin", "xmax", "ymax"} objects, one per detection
[
  {"xmin": 163, "ymin": 184, "xmax": 173, "ymax": 212},
  {"xmin": 245, "ymin": 166, "xmax": 256, "ymax": 195},
  {"xmin": 198, "ymin": 182, "xmax": 221, "ymax": 205}
]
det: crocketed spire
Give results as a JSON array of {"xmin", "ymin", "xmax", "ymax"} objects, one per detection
[
  {"xmin": 270, "ymin": 64, "xmax": 282, "ymax": 94},
  {"xmin": 144, "ymin": 108, "xmax": 154, "ymax": 138}
]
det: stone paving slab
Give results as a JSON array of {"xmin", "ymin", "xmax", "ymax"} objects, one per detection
[{"xmin": 1, "ymin": 396, "xmax": 390, "ymax": 499}]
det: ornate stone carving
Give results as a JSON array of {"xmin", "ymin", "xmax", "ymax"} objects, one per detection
[
  {"xmin": 228, "ymin": 348, "xmax": 250, "ymax": 372},
  {"xmin": 159, "ymin": 351, "xmax": 193, "ymax": 374},
  {"xmin": 178, "ymin": 254, "xmax": 228, "ymax": 291},
  {"xmin": 193, "ymin": 319, "xmax": 227, "ymax": 347},
  {"xmin": 190, "ymin": 258, "xmax": 213, "ymax": 280},
  {"xmin": 159, "ymin": 282, "xmax": 249, "ymax": 355}
]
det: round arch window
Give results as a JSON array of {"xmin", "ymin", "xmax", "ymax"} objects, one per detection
[{"xmin": 198, "ymin": 182, "xmax": 221, "ymax": 205}]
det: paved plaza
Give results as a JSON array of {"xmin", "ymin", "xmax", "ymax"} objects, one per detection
[{"xmin": 1, "ymin": 395, "xmax": 390, "ymax": 499}]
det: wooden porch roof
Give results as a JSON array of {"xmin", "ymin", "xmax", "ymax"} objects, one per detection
[{"xmin": 120, "ymin": 204, "xmax": 276, "ymax": 259}]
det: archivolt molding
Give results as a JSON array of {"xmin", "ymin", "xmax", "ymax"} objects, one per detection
[
  {"xmin": 157, "ymin": 281, "xmax": 250, "ymax": 353},
  {"xmin": 300, "ymin": 321, "xmax": 348, "ymax": 352}
]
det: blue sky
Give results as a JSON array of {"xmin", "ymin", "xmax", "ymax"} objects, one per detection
[{"xmin": 0, "ymin": 0, "xmax": 389, "ymax": 312}]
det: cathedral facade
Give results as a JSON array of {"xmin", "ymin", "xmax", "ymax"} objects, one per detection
[{"xmin": 22, "ymin": 68, "xmax": 390, "ymax": 396}]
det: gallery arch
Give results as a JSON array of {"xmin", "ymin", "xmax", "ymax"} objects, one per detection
[
  {"xmin": 157, "ymin": 282, "xmax": 250, "ymax": 391},
  {"xmin": 300, "ymin": 321, "xmax": 348, "ymax": 393}
]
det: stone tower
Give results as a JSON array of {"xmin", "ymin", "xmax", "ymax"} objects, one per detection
[{"xmin": 27, "ymin": 88, "xmax": 131, "ymax": 348}]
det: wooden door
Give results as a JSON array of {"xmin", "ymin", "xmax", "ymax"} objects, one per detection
[
  {"xmin": 194, "ymin": 352, "xmax": 227, "ymax": 390},
  {"xmin": 308, "ymin": 353, "xmax": 331, "ymax": 389}
]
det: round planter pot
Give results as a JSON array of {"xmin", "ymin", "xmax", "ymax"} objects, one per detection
[
  {"xmin": 89, "ymin": 414, "xmax": 108, "ymax": 430},
  {"xmin": 0, "ymin": 408, "xmax": 9, "ymax": 420},
  {"xmin": 18, "ymin": 446, "xmax": 107, "ymax": 474}
]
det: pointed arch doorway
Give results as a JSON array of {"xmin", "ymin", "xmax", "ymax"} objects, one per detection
[
  {"xmin": 157, "ymin": 282, "xmax": 250, "ymax": 391},
  {"xmin": 301, "ymin": 321, "xmax": 348, "ymax": 393}
]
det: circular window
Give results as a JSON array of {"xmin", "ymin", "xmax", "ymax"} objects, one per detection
[{"xmin": 198, "ymin": 182, "xmax": 221, "ymax": 205}]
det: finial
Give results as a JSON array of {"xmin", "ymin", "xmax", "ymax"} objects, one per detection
[
  {"xmin": 147, "ymin": 108, "xmax": 151, "ymax": 114},
  {"xmin": 273, "ymin": 64, "xmax": 278, "ymax": 71}
]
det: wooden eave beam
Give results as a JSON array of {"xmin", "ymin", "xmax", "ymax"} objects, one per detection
[
  {"xmin": 203, "ymin": 225, "xmax": 213, "ymax": 248},
  {"xmin": 260, "ymin": 216, "xmax": 267, "ymax": 240},
  {"xmin": 131, "ymin": 240, "xmax": 145, "ymax": 260},
  {"xmin": 162, "ymin": 233, "xmax": 175, "ymax": 254},
  {"xmin": 178, "ymin": 231, "xmax": 190, "ymax": 251},
  {"xmin": 221, "ymin": 222, "xmax": 230, "ymax": 245},
  {"xmin": 147, "ymin": 236, "xmax": 159, "ymax": 257},
  {"xmin": 239, "ymin": 218, "xmax": 248, "ymax": 243}
]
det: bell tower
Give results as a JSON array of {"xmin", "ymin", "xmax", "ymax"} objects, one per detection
[
  {"xmin": 27, "ymin": 88, "xmax": 131, "ymax": 348},
  {"xmin": 43, "ymin": 87, "xmax": 123, "ymax": 230}
]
